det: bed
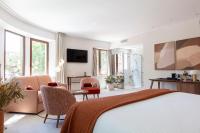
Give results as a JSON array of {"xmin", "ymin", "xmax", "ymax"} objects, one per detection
[{"xmin": 61, "ymin": 89, "xmax": 200, "ymax": 133}]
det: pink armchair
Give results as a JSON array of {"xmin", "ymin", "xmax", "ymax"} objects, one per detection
[
  {"xmin": 40, "ymin": 85, "xmax": 76, "ymax": 128},
  {"xmin": 80, "ymin": 77, "xmax": 100, "ymax": 98}
]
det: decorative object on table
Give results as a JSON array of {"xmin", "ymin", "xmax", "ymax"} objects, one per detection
[
  {"xmin": 171, "ymin": 73, "xmax": 177, "ymax": 79},
  {"xmin": 105, "ymin": 75, "xmax": 115, "ymax": 90},
  {"xmin": 190, "ymin": 70, "xmax": 199, "ymax": 82},
  {"xmin": 115, "ymin": 76, "xmax": 124, "ymax": 89},
  {"xmin": 182, "ymin": 71, "xmax": 189, "ymax": 81},
  {"xmin": 84, "ymin": 72, "xmax": 87, "ymax": 76},
  {"xmin": 0, "ymin": 78, "xmax": 24, "ymax": 132},
  {"xmin": 192, "ymin": 74, "xmax": 197, "ymax": 82}
]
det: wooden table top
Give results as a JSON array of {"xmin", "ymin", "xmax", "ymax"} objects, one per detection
[
  {"xmin": 71, "ymin": 90, "xmax": 88, "ymax": 95},
  {"xmin": 149, "ymin": 78, "xmax": 200, "ymax": 83},
  {"xmin": 67, "ymin": 76, "xmax": 91, "ymax": 78}
]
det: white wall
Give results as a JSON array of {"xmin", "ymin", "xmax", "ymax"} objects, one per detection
[
  {"xmin": 63, "ymin": 35, "xmax": 110, "ymax": 90},
  {"xmin": 120, "ymin": 18, "xmax": 200, "ymax": 89}
]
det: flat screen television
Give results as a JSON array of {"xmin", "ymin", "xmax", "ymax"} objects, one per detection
[{"xmin": 67, "ymin": 49, "xmax": 88, "ymax": 63}]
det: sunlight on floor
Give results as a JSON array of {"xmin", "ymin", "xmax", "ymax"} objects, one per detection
[{"xmin": 4, "ymin": 114, "xmax": 25, "ymax": 126}]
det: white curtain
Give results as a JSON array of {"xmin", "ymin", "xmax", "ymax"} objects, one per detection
[
  {"xmin": 92, "ymin": 48, "xmax": 97, "ymax": 76},
  {"xmin": 56, "ymin": 32, "xmax": 65, "ymax": 83},
  {"xmin": 108, "ymin": 50, "xmax": 113, "ymax": 75}
]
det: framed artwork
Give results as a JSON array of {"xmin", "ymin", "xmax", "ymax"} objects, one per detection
[
  {"xmin": 154, "ymin": 42, "xmax": 176, "ymax": 70},
  {"xmin": 154, "ymin": 37, "xmax": 200, "ymax": 70},
  {"xmin": 176, "ymin": 37, "xmax": 200, "ymax": 70}
]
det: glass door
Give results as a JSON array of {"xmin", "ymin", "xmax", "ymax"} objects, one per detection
[{"xmin": 131, "ymin": 54, "xmax": 142, "ymax": 88}]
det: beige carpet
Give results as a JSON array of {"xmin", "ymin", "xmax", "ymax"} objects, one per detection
[{"xmin": 4, "ymin": 88, "xmax": 142, "ymax": 133}]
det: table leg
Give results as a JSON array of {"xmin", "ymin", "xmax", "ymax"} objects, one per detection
[
  {"xmin": 67, "ymin": 77, "xmax": 70, "ymax": 90},
  {"xmin": 83, "ymin": 94, "xmax": 85, "ymax": 101},
  {"xmin": 86, "ymin": 94, "xmax": 88, "ymax": 100},
  {"xmin": 177, "ymin": 82, "xmax": 181, "ymax": 91},
  {"xmin": 150, "ymin": 81, "xmax": 154, "ymax": 89},
  {"xmin": 158, "ymin": 81, "xmax": 160, "ymax": 89},
  {"xmin": 69, "ymin": 78, "xmax": 71, "ymax": 91}
]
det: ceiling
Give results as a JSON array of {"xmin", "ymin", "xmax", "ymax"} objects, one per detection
[{"xmin": 0, "ymin": 0, "xmax": 200, "ymax": 42}]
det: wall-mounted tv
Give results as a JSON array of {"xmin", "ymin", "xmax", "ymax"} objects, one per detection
[{"xmin": 67, "ymin": 49, "xmax": 88, "ymax": 63}]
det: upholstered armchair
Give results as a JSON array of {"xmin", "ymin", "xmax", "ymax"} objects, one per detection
[
  {"xmin": 40, "ymin": 85, "xmax": 76, "ymax": 128},
  {"xmin": 80, "ymin": 77, "xmax": 100, "ymax": 98},
  {"xmin": 5, "ymin": 75, "xmax": 68, "ymax": 114}
]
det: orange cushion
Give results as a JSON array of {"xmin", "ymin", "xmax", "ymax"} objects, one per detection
[
  {"xmin": 83, "ymin": 87, "xmax": 100, "ymax": 94},
  {"xmin": 26, "ymin": 85, "xmax": 33, "ymax": 90}
]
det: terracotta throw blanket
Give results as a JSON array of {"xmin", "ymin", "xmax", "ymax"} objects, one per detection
[{"xmin": 61, "ymin": 89, "xmax": 175, "ymax": 133}]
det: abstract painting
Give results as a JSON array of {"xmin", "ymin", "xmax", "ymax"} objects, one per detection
[
  {"xmin": 154, "ymin": 42, "xmax": 176, "ymax": 70},
  {"xmin": 176, "ymin": 37, "xmax": 200, "ymax": 70}
]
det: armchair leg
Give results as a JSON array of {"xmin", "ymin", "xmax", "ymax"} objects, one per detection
[
  {"xmin": 56, "ymin": 115, "xmax": 60, "ymax": 128},
  {"xmin": 86, "ymin": 94, "xmax": 88, "ymax": 100},
  {"xmin": 44, "ymin": 114, "xmax": 48, "ymax": 123},
  {"xmin": 97, "ymin": 94, "xmax": 99, "ymax": 98},
  {"xmin": 93, "ymin": 94, "xmax": 95, "ymax": 98}
]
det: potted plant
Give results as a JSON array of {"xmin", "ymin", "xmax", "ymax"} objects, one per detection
[
  {"xmin": 0, "ymin": 78, "xmax": 24, "ymax": 132},
  {"xmin": 105, "ymin": 75, "xmax": 115, "ymax": 90},
  {"xmin": 115, "ymin": 76, "xmax": 124, "ymax": 89}
]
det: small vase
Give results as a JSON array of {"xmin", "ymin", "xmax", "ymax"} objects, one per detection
[
  {"xmin": 0, "ymin": 110, "xmax": 3, "ymax": 133},
  {"xmin": 107, "ymin": 83, "xmax": 114, "ymax": 90},
  {"xmin": 117, "ymin": 83, "xmax": 124, "ymax": 89}
]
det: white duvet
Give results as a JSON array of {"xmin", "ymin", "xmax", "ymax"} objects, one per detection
[{"xmin": 93, "ymin": 92, "xmax": 200, "ymax": 133}]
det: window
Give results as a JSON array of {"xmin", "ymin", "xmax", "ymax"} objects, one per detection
[
  {"xmin": 96, "ymin": 49, "xmax": 109, "ymax": 75},
  {"xmin": 114, "ymin": 53, "xmax": 124, "ymax": 75},
  {"xmin": 4, "ymin": 30, "xmax": 25, "ymax": 79},
  {"xmin": 30, "ymin": 38, "xmax": 49, "ymax": 75}
]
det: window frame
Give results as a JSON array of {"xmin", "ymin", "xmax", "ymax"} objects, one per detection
[
  {"xmin": 4, "ymin": 30, "xmax": 25, "ymax": 79},
  {"xmin": 30, "ymin": 38, "xmax": 49, "ymax": 75},
  {"xmin": 96, "ymin": 48, "xmax": 109, "ymax": 75}
]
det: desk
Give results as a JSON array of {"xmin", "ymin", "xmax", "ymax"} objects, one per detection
[
  {"xmin": 67, "ymin": 76, "xmax": 91, "ymax": 91},
  {"xmin": 149, "ymin": 78, "xmax": 200, "ymax": 94},
  {"xmin": 149, "ymin": 78, "xmax": 179, "ymax": 89}
]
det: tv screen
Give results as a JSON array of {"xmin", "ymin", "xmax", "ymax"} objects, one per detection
[{"xmin": 67, "ymin": 49, "xmax": 88, "ymax": 63}]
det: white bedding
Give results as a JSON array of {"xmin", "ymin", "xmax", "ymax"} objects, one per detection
[{"xmin": 93, "ymin": 92, "xmax": 200, "ymax": 133}]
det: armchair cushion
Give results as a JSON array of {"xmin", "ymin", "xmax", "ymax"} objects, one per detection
[
  {"xmin": 83, "ymin": 87, "xmax": 100, "ymax": 94},
  {"xmin": 26, "ymin": 85, "xmax": 34, "ymax": 90},
  {"xmin": 83, "ymin": 83, "xmax": 92, "ymax": 88},
  {"xmin": 48, "ymin": 82, "xmax": 58, "ymax": 87}
]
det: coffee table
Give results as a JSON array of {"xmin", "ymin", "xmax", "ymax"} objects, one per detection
[{"xmin": 71, "ymin": 90, "xmax": 88, "ymax": 101}]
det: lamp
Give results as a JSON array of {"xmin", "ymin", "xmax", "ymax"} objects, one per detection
[
  {"xmin": 190, "ymin": 70, "xmax": 199, "ymax": 82},
  {"xmin": 56, "ymin": 59, "xmax": 64, "ymax": 72}
]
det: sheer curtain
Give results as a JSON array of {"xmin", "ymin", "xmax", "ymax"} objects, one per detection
[
  {"xmin": 92, "ymin": 48, "xmax": 97, "ymax": 76},
  {"xmin": 56, "ymin": 32, "xmax": 65, "ymax": 83},
  {"xmin": 108, "ymin": 50, "xmax": 113, "ymax": 75}
]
